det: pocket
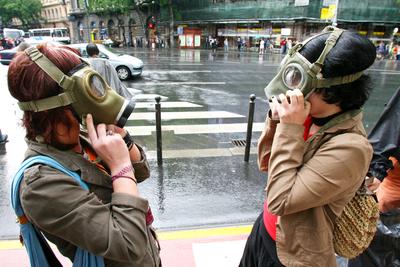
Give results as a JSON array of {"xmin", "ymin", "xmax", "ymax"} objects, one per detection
[{"xmin": 294, "ymin": 227, "xmax": 332, "ymax": 254}]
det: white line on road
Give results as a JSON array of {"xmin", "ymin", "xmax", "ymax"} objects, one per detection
[
  {"xmin": 133, "ymin": 94, "xmax": 168, "ymax": 101},
  {"xmin": 129, "ymin": 111, "xmax": 244, "ymax": 121},
  {"xmin": 145, "ymin": 63, "xmax": 204, "ymax": 66},
  {"xmin": 145, "ymin": 147, "xmax": 257, "ymax": 159},
  {"xmin": 126, "ymin": 122, "xmax": 264, "ymax": 135},
  {"xmin": 143, "ymin": 70, "xmax": 212, "ymax": 74},
  {"xmin": 133, "ymin": 82, "xmax": 226, "ymax": 86},
  {"xmin": 135, "ymin": 101, "xmax": 202, "ymax": 109},
  {"xmin": 368, "ymin": 69, "xmax": 400, "ymax": 74}
]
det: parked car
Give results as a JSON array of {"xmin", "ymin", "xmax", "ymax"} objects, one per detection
[
  {"xmin": 0, "ymin": 37, "xmax": 62, "ymax": 65},
  {"xmin": 69, "ymin": 43, "xmax": 143, "ymax": 80}
]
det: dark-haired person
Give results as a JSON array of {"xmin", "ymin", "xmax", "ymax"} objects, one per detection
[
  {"xmin": 86, "ymin": 43, "xmax": 133, "ymax": 99},
  {"xmin": 240, "ymin": 27, "xmax": 376, "ymax": 267},
  {"xmin": 8, "ymin": 44, "xmax": 160, "ymax": 266}
]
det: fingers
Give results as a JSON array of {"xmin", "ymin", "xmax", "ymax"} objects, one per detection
[
  {"xmin": 97, "ymin": 123, "xmax": 107, "ymax": 139},
  {"xmin": 86, "ymin": 114, "xmax": 98, "ymax": 142}
]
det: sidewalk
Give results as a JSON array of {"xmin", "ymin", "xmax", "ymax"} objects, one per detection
[{"xmin": 0, "ymin": 225, "xmax": 251, "ymax": 267}]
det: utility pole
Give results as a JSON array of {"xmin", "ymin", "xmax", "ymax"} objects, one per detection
[
  {"xmin": 168, "ymin": 0, "xmax": 174, "ymax": 48},
  {"xmin": 331, "ymin": 0, "xmax": 339, "ymax": 26}
]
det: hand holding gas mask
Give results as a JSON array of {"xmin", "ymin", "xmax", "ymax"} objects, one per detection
[{"xmin": 269, "ymin": 89, "xmax": 311, "ymax": 125}]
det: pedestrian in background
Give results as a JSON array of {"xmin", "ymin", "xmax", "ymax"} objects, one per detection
[
  {"xmin": 8, "ymin": 44, "xmax": 160, "ymax": 266},
  {"xmin": 280, "ymin": 38, "xmax": 287, "ymax": 54},
  {"xmin": 86, "ymin": 43, "xmax": 133, "ymax": 99},
  {"xmin": 224, "ymin": 38, "xmax": 229, "ymax": 52},
  {"xmin": 237, "ymin": 37, "xmax": 241, "ymax": 51},
  {"xmin": 259, "ymin": 39, "xmax": 265, "ymax": 55},
  {"xmin": 240, "ymin": 27, "xmax": 376, "ymax": 267}
]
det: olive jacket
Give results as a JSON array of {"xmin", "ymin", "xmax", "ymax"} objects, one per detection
[
  {"xmin": 19, "ymin": 137, "xmax": 161, "ymax": 267},
  {"xmin": 258, "ymin": 110, "xmax": 373, "ymax": 267}
]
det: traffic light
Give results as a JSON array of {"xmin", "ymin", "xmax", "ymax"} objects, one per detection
[{"xmin": 147, "ymin": 16, "xmax": 156, "ymax": 29}]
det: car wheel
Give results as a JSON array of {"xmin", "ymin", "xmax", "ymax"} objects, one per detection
[{"xmin": 116, "ymin": 66, "xmax": 131, "ymax": 80}]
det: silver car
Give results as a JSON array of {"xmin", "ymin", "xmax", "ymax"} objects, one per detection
[{"xmin": 69, "ymin": 43, "xmax": 143, "ymax": 80}]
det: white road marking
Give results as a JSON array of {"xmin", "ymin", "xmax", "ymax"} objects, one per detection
[
  {"xmin": 145, "ymin": 148, "xmax": 257, "ymax": 159},
  {"xmin": 126, "ymin": 122, "xmax": 264, "ymax": 136},
  {"xmin": 133, "ymin": 82, "xmax": 226, "ymax": 86},
  {"xmin": 193, "ymin": 240, "xmax": 247, "ymax": 267},
  {"xmin": 128, "ymin": 111, "xmax": 244, "ymax": 121},
  {"xmin": 133, "ymin": 94, "xmax": 168, "ymax": 101},
  {"xmin": 142, "ymin": 70, "xmax": 212, "ymax": 74},
  {"xmin": 135, "ymin": 102, "xmax": 202, "ymax": 109}
]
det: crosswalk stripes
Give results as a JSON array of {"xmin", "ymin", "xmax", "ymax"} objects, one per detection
[{"xmin": 128, "ymin": 92, "xmax": 260, "ymax": 158}]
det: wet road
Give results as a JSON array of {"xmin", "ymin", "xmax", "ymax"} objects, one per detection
[{"xmin": 0, "ymin": 48, "xmax": 399, "ymax": 239}]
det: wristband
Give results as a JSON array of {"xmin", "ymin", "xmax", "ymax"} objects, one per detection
[
  {"xmin": 123, "ymin": 131, "xmax": 134, "ymax": 150},
  {"xmin": 112, "ymin": 165, "xmax": 134, "ymax": 180},
  {"xmin": 111, "ymin": 175, "xmax": 137, "ymax": 184}
]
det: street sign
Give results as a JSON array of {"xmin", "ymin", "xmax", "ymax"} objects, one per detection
[{"xmin": 295, "ymin": 0, "xmax": 309, "ymax": 6}]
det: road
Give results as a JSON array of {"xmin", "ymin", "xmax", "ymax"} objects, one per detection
[{"xmin": 0, "ymin": 48, "xmax": 399, "ymax": 240}]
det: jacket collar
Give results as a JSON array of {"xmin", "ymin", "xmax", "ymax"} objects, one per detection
[{"xmin": 307, "ymin": 109, "xmax": 366, "ymax": 142}]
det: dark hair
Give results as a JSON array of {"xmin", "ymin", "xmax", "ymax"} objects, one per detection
[
  {"xmin": 8, "ymin": 44, "xmax": 82, "ymax": 144},
  {"xmin": 300, "ymin": 30, "xmax": 376, "ymax": 111},
  {"xmin": 86, "ymin": 43, "xmax": 99, "ymax": 57}
]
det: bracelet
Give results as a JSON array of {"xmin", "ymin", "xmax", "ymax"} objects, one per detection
[
  {"xmin": 123, "ymin": 131, "xmax": 134, "ymax": 150},
  {"xmin": 111, "ymin": 175, "xmax": 137, "ymax": 184},
  {"xmin": 112, "ymin": 165, "xmax": 134, "ymax": 180}
]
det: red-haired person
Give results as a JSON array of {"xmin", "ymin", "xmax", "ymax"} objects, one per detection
[{"xmin": 8, "ymin": 44, "xmax": 161, "ymax": 266}]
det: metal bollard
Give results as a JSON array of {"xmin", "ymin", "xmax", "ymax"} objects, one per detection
[
  {"xmin": 244, "ymin": 94, "xmax": 256, "ymax": 162},
  {"xmin": 155, "ymin": 96, "xmax": 163, "ymax": 165}
]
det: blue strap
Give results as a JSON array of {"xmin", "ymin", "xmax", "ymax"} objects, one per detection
[{"xmin": 10, "ymin": 155, "xmax": 104, "ymax": 267}]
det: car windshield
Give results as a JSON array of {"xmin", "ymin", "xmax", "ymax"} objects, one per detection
[
  {"xmin": 99, "ymin": 45, "xmax": 119, "ymax": 58},
  {"xmin": 5, "ymin": 31, "xmax": 21, "ymax": 39}
]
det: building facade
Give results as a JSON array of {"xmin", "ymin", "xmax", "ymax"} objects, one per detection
[
  {"xmin": 67, "ymin": 0, "xmax": 147, "ymax": 46},
  {"xmin": 40, "ymin": 0, "xmax": 71, "ymax": 29},
  {"xmin": 159, "ymin": 0, "xmax": 400, "ymax": 49}
]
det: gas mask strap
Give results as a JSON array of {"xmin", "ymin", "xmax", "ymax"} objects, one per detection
[
  {"xmin": 25, "ymin": 46, "xmax": 74, "ymax": 89},
  {"xmin": 315, "ymin": 71, "xmax": 364, "ymax": 88},
  {"xmin": 18, "ymin": 47, "xmax": 77, "ymax": 112},
  {"xmin": 18, "ymin": 92, "xmax": 76, "ymax": 112},
  {"xmin": 311, "ymin": 28, "xmax": 345, "ymax": 75}
]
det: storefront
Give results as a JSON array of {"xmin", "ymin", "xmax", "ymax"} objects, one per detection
[{"xmin": 178, "ymin": 28, "xmax": 202, "ymax": 48}]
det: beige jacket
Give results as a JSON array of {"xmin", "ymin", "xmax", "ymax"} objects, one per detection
[
  {"xmin": 20, "ymin": 137, "xmax": 161, "ymax": 267},
  {"xmin": 258, "ymin": 110, "xmax": 373, "ymax": 267}
]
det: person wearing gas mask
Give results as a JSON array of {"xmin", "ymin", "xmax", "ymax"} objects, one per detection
[
  {"xmin": 239, "ymin": 27, "xmax": 376, "ymax": 267},
  {"xmin": 86, "ymin": 43, "xmax": 133, "ymax": 100},
  {"xmin": 8, "ymin": 44, "xmax": 161, "ymax": 267}
]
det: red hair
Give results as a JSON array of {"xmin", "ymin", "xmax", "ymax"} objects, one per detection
[{"xmin": 8, "ymin": 44, "xmax": 82, "ymax": 143}]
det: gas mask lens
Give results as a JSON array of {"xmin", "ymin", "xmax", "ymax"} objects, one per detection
[
  {"xmin": 88, "ymin": 75, "xmax": 106, "ymax": 98},
  {"xmin": 282, "ymin": 64, "xmax": 304, "ymax": 90}
]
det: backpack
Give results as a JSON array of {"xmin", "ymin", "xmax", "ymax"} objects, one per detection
[
  {"xmin": 331, "ymin": 185, "xmax": 379, "ymax": 259},
  {"xmin": 11, "ymin": 155, "xmax": 105, "ymax": 267}
]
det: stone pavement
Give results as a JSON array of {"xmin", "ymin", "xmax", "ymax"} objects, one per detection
[{"xmin": 0, "ymin": 225, "xmax": 251, "ymax": 267}]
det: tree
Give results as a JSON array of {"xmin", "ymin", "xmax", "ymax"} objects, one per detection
[
  {"xmin": 0, "ymin": 0, "xmax": 42, "ymax": 28},
  {"xmin": 159, "ymin": 0, "xmax": 178, "ymax": 48}
]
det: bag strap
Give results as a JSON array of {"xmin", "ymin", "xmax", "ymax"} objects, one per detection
[{"xmin": 10, "ymin": 155, "xmax": 104, "ymax": 267}]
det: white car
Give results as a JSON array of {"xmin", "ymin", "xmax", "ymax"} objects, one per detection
[{"xmin": 69, "ymin": 43, "xmax": 143, "ymax": 80}]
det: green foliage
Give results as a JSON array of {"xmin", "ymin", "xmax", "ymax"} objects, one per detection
[
  {"xmin": 87, "ymin": 0, "xmax": 154, "ymax": 14},
  {"xmin": 87, "ymin": 0, "xmax": 131, "ymax": 14},
  {"xmin": 0, "ymin": 0, "xmax": 42, "ymax": 27}
]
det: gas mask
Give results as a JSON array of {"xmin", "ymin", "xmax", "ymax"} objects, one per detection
[
  {"xmin": 17, "ymin": 46, "xmax": 135, "ymax": 127},
  {"xmin": 265, "ymin": 26, "xmax": 364, "ymax": 99}
]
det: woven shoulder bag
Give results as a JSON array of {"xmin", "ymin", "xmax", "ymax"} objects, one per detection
[{"xmin": 333, "ymin": 188, "xmax": 380, "ymax": 259}]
